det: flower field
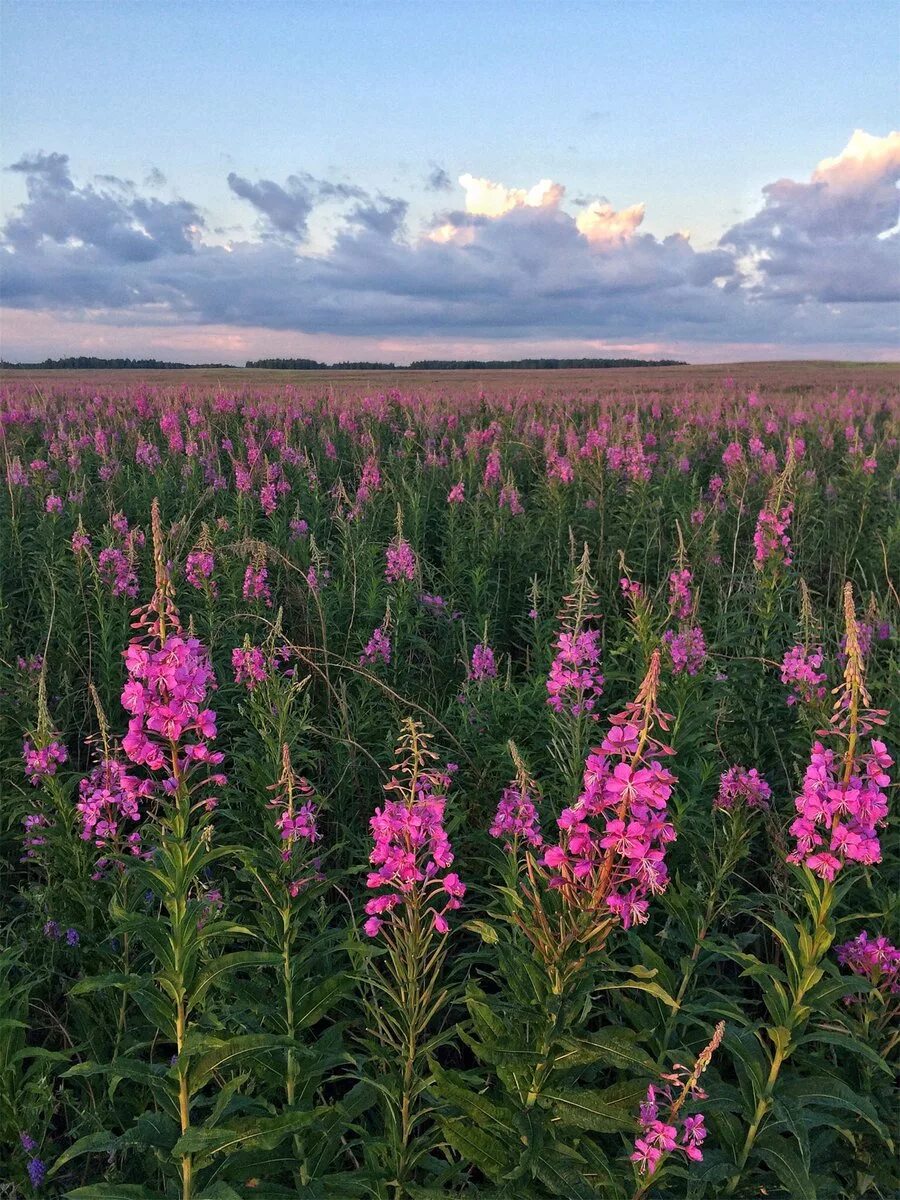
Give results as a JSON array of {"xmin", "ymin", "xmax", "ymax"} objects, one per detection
[{"xmin": 1, "ymin": 368, "xmax": 897, "ymax": 1199}]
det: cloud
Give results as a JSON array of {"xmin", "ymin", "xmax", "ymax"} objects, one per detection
[
  {"xmin": 425, "ymin": 166, "xmax": 453, "ymax": 192},
  {"xmin": 226, "ymin": 172, "xmax": 316, "ymax": 238},
  {"xmin": 720, "ymin": 128, "xmax": 900, "ymax": 303},
  {"xmin": 459, "ymin": 172, "xmax": 566, "ymax": 217},
  {"xmin": 2, "ymin": 134, "xmax": 897, "ymax": 355},
  {"xmin": 576, "ymin": 200, "xmax": 646, "ymax": 244}
]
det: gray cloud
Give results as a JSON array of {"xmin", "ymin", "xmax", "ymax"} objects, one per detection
[
  {"xmin": 720, "ymin": 130, "xmax": 900, "ymax": 304},
  {"xmin": 2, "ymin": 136, "xmax": 898, "ymax": 351},
  {"xmin": 226, "ymin": 172, "xmax": 316, "ymax": 238},
  {"xmin": 426, "ymin": 166, "xmax": 453, "ymax": 192}
]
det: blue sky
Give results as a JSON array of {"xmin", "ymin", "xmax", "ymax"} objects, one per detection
[{"xmin": 1, "ymin": 0, "xmax": 898, "ymax": 362}]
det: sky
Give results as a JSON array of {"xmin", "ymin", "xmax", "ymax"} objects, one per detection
[{"xmin": 0, "ymin": 0, "xmax": 898, "ymax": 364}]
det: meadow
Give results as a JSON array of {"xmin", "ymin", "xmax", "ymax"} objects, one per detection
[{"xmin": 1, "ymin": 366, "xmax": 897, "ymax": 1199}]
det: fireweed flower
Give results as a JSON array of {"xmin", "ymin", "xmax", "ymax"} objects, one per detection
[
  {"xmin": 267, "ymin": 746, "xmax": 321, "ymax": 876},
  {"xmin": 77, "ymin": 756, "xmax": 150, "ymax": 863},
  {"xmin": 541, "ymin": 650, "xmax": 676, "ymax": 933},
  {"xmin": 663, "ymin": 626, "xmax": 708, "ymax": 676},
  {"xmin": 631, "ymin": 1022, "xmax": 724, "ymax": 1180},
  {"xmin": 714, "ymin": 765, "xmax": 772, "ymax": 811},
  {"xmin": 835, "ymin": 931, "xmax": 900, "ymax": 997},
  {"xmin": 98, "ymin": 547, "xmax": 139, "ymax": 598},
  {"xmin": 753, "ymin": 501, "xmax": 793, "ymax": 569},
  {"xmin": 22, "ymin": 737, "xmax": 68, "ymax": 784},
  {"xmin": 21, "ymin": 812, "xmax": 51, "ymax": 862},
  {"xmin": 364, "ymin": 723, "xmax": 463, "ymax": 937},
  {"xmin": 447, "ymin": 481, "xmax": 465, "ymax": 504},
  {"xmin": 232, "ymin": 643, "xmax": 269, "ymax": 689},
  {"xmin": 185, "ymin": 548, "xmax": 218, "ymax": 596},
  {"xmin": 360, "ymin": 625, "xmax": 392, "ymax": 666},
  {"xmin": 668, "ymin": 568, "xmax": 695, "ymax": 622},
  {"xmin": 788, "ymin": 586, "xmax": 892, "ymax": 881},
  {"xmin": 385, "ymin": 537, "xmax": 416, "ymax": 583},
  {"xmin": 547, "ymin": 627, "xmax": 604, "ymax": 717},
  {"xmin": 242, "ymin": 562, "xmax": 273, "ymax": 607},
  {"xmin": 780, "ymin": 644, "xmax": 827, "ymax": 706},
  {"xmin": 469, "ymin": 642, "xmax": 498, "ymax": 682},
  {"xmin": 490, "ymin": 783, "xmax": 543, "ymax": 851}
]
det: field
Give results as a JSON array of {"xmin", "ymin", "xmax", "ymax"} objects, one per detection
[{"xmin": 1, "ymin": 366, "xmax": 898, "ymax": 1199}]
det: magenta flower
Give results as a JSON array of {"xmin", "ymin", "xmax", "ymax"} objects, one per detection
[
  {"xmin": 232, "ymin": 644, "xmax": 269, "ymax": 690},
  {"xmin": 385, "ymin": 538, "xmax": 416, "ymax": 583},
  {"xmin": 469, "ymin": 642, "xmax": 497, "ymax": 682},
  {"xmin": 663, "ymin": 627, "xmax": 707, "ymax": 676},
  {"xmin": 363, "ymin": 744, "xmax": 463, "ymax": 937},
  {"xmin": 360, "ymin": 625, "xmax": 392, "ymax": 667},
  {"xmin": 546, "ymin": 627, "xmax": 604, "ymax": 718},
  {"xmin": 714, "ymin": 765, "xmax": 772, "ymax": 811},
  {"xmin": 490, "ymin": 784, "xmax": 543, "ymax": 850},
  {"xmin": 780, "ymin": 644, "xmax": 827, "ymax": 706},
  {"xmin": 22, "ymin": 738, "xmax": 68, "ymax": 785}
]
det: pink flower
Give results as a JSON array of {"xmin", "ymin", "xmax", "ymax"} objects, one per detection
[{"xmin": 385, "ymin": 538, "xmax": 416, "ymax": 584}]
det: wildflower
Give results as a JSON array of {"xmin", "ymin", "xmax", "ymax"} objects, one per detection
[
  {"xmin": 469, "ymin": 642, "xmax": 497, "ymax": 682},
  {"xmin": 66, "ymin": 928, "xmax": 80, "ymax": 946},
  {"xmin": 714, "ymin": 765, "xmax": 772, "ymax": 811},
  {"xmin": 836, "ymin": 931, "xmax": 899, "ymax": 997},
  {"xmin": 232, "ymin": 644, "xmax": 269, "ymax": 689},
  {"xmin": 77, "ymin": 757, "xmax": 147, "ymax": 852},
  {"xmin": 547, "ymin": 627, "xmax": 604, "ymax": 717},
  {"xmin": 23, "ymin": 738, "xmax": 68, "ymax": 784},
  {"xmin": 43, "ymin": 920, "xmax": 60, "ymax": 940},
  {"xmin": 780, "ymin": 644, "xmax": 827, "ymax": 705},
  {"xmin": 360, "ymin": 626, "xmax": 392, "ymax": 666},
  {"xmin": 753, "ymin": 501, "xmax": 793, "ymax": 569},
  {"xmin": 663, "ymin": 626, "xmax": 707, "ymax": 675},
  {"xmin": 447, "ymin": 482, "xmax": 465, "ymax": 504},
  {"xmin": 385, "ymin": 538, "xmax": 416, "ymax": 583},
  {"xmin": 668, "ymin": 568, "xmax": 694, "ymax": 622},
  {"xmin": 631, "ymin": 1022, "xmax": 723, "ymax": 1178},
  {"xmin": 45, "ymin": 493, "xmax": 63, "ymax": 514},
  {"xmin": 71, "ymin": 528, "xmax": 91, "ymax": 554},
  {"xmin": 185, "ymin": 549, "xmax": 217, "ymax": 596},
  {"xmin": 27, "ymin": 1157, "xmax": 46, "ymax": 1189},
  {"xmin": 364, "ymin": 723, "xmax": 463, "ymax": 936},
  {"xmin": 242, "ymin": 563, "xmax": 273, "ymax": 606},
  {"xmin": 490, "ymin": 783, "xmax": 543, "ymax": 850},
  {"xmin": 98, "ymin": 547, "xmax": 138, "ymax": 598},
  {"xmin": 542, "ymin": 651, "xmax": 676, "ymax": 930}
]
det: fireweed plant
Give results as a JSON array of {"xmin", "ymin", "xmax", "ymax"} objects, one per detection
[{"xmin": 0, "ymin": 374, "xmax": 897, "ymax": 1197}]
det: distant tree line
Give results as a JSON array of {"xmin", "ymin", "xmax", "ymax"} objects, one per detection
[
  {"xmin": 407, "ymin": 357, "xmax": 687, "ymax": 369},
  {"xmin": 2, "ymin": 355, "xmax": 688, "ymax": 371},
  {"xmin": 245, "ymin": 356, "xmax": 688, "ymax": 370},
  {"xmin": 245, "ymin": 358, "xmax": 398, "ymax": 370},
  {"xmin": 0, "ymin": 357, "xmax": 237, "ymax": 370}
]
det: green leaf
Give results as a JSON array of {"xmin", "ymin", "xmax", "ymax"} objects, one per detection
[
  {"xmin": 188, "ymin": 951, "xmax": 281, "ymax": 1010},
  {"xmin": 438, "ymin": 1118, "xmax": 513, "ymax": 1183},
  {"xmin": 49, "ymin": 1131, "xmax": 116, "ymax": 1178},
  {"xmin": 793, "ymin": 1029, "xmax": 893, "ymax": 1076},
  {"xmin": 66, "ymin": 1188, "xmax": 158, "ymax": 1199},
  {"xmin": 430, "ymin": 1062, "xmax": 518, "ymax": 1133},
  {"xmin": 172, "ymin": 1110, "xmax": 320, "ymax": 1170},
  {"xmin": 294, "ymin": 975, "xmax": 348, "ymax": 1028},
  {"xmin": 755, "ymin": 1131, "xmax": 817, "ymax": 1200},
  {"xmin": 187, "ymin": 1033, "xmax": 291, "ymax": 1091},
  {"xmin": 779, "ymin": 1075, "xmax": 890, "ymax": 1140},
  {"xmin": 593, "ymin": 978, "xmax": 678, "ymax": 1009},
  {"xmin": 553, "ymin": 1029, "xmax": 655, "ymax": 1074},
  {"xmin": 543, "ymin": 1078, "xmax": 646, "ymax": 1133}
]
